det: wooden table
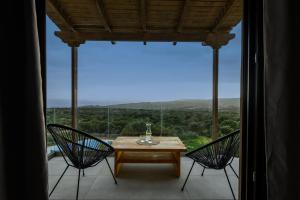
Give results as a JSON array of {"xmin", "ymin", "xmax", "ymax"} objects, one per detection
[{"xmin": 112, "ymin": 136, "xmax": 187, "ymax": 177}]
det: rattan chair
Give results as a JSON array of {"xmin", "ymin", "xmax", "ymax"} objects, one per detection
[
  {"xmin": 47, "ymin": 124, "xmax": 117, "ymax": 200},
  {"xmin": 181, "ymin": 130, "xmax": 240, "ymax": 200}
]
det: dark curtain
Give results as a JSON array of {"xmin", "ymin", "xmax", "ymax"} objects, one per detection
[
  {"xmin": 241, "ymin": 0, "xmax": 300, "ymax": 199},
  {"xmin": 0, "ymin": 1, "xmax": 48, "ymax": 200},
  {"xmin": 264, "ymin": 0, "xmax": 300, "ymax": 199},
  {"xmin": 240, "ymin": 0, "xmax": 267, "ymax": 199}
]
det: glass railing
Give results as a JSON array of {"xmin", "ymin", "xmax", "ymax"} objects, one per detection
[
  {"xmin": 46, "ymin": 107, "xmax": 72, "ymax": 154},
  {"xmin": 46, "ymin": 103, "xmax": 240, "ymax": 152}
]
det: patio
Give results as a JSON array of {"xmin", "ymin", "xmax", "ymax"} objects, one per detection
[{"xmin": 48, "ymin": 156, "xmax": 239, "ymax": 200}]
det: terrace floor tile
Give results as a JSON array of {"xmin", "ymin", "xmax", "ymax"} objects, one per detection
[{"xmin": 49, "ymin": 157, "xmax": 239, "ymax": 200}]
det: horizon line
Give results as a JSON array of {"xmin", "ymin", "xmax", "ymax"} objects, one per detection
[{"xmin": 47, "ymin": 97, "xmax": 240, "ymax": 108}]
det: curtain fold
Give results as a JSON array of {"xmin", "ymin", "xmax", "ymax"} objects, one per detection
[
  {"xmin": 0, "ymin": 1, "xmax": 48, "ymax": 200},
  {"xmin": 264, "ymin": 0, "xmax": 300, "ymax": 199}
]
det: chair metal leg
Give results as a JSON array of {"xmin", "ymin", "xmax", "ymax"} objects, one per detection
[
  {"xmin": 181, "ymin": 160, "xmax": 195, "ymax": 191},
  {"xmin": 105, "ymin": 158, "xmax": 118, "ymax": 184},
  {"xmin": 224, "ymin": 168, "xmax": 236, "ymax": 200},
  {"xmin": 49, "ymin": 165, "xmax": 69, "ymax": 197},
  {"xmin": 76, "ymin": 169, "xmax": 81, "ymax": 200},
  {"xmin": 229, "ymin": 164, "xmax": 239, "ymax": 178},
  {"xmin": 201, "ymin": 167, "xmax": 206, "ymax": 176}
]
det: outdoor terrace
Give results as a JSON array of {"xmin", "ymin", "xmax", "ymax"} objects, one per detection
[{"xmin": 48, "ymin": 156, "xmax": 239, "ymax": 200}]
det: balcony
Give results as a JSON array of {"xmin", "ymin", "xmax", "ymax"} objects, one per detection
[
  {"xmin": 46, "ymin": 1, "xmax": 242, "ymax": 199},
  {"xmin": 48, "ymin": 156, "xmax": 239, "ymax": 200}
]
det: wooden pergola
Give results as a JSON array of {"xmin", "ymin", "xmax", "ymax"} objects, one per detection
[{"xmin": 47, "ymin": 0, "xmax": 242, "ymax": 140}]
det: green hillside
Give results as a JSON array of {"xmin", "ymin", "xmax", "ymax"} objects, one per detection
[
  {"xmin": 47, "ymin": 98, "xmax": 240, "ymax": 151},
  {"xmin": 82, "ymin": 98, "xmax": 240, "ymax": 111}
]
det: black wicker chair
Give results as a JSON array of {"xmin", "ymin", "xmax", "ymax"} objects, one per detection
[
  {"xmin": 181, "ymin": 130, "xmax": 240, "ymax": 200},
  {"xmin": 47, "ymin": 124, "xmax": 117, "ymax": 200}
]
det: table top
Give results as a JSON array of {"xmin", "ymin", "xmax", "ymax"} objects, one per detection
[{"xmin": 112, "ymin": 136, "xmax": 187, "ymax": 152}]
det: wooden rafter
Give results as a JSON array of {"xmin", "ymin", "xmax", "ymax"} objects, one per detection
[
  {"xmin": 211, "ymin": 0, "xmax": 236, "ymax": 32},
  {"xmin": 177, "ymin": 0, "xmax": 190, "ymax": 33},
  {"xmin": 71, "ymin": 26, "xmax": 208, "ymax": 34},
  {"xmin": 202, "ymin": 33, "xmax": 235, "ymax": 48},
  {"xmin": 47, "ymin": 0, "xmax": 75, "ymax": 32},
  {"xmin": 95, "ymin": 0, "xmax": 112, "ymax": 32},
  {"xmin": 55, "ymin": 31, "xmax": 211, "ymax": 42},
  {"xmin": 140, "ymin": 0, "xmax": 147, "ymax": 32},
  {"xmin": 47, "ymin": 0, "xmax": 242, "ymax": 44}
]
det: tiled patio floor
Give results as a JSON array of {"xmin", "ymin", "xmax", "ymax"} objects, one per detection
[{"xmin": 48, "ymin": 157, "xmax": 239, "ymax": 200}]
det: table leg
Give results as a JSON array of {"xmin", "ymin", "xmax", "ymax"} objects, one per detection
[
  {"xmin": 114, "ymin": 150, "xmax": 122, "ymax": 177},
  {"xmin": 174, "ymin": 152, "xmax": 181, "ymax": 177}
]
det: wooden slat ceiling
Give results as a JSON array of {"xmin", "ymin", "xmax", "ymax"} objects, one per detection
[{"xmin": 46, "ymin": 0, "xmax": 242, "ymax": 46}]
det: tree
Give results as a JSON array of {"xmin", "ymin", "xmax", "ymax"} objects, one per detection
[
  {"xmin": 220, "ymin": 119, "xmax": 239, "ymax": 130},
  {"xmin": 121, "ymin": 120, "xmax": 147, "ymax": 136},
  {"xmin": 188, "ymin": 122, "xmax": 202, "ymax": 132},
  {"xmin": 220, "ymin": 125, "xmax": 234, "ymax": 135}
]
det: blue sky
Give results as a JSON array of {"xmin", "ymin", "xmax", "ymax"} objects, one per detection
[{"xmin": 47, "ymin": 17, "xmax": 241, "ymax": 107}]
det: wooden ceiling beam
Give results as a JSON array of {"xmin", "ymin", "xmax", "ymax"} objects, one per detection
[
  {"xmin": 202, "ymin": 32, "xmax": 235, "ymax": 49},
  {"xmin": 47, "ymin": 0, "xmax": 75, "ymax": 32},
  {"xmin": 95, "ymin": 0, "xmax": 112, "ymax": 32},
  {"xmin": 140, "ymin": 0, "xmax": 147, "ymax": 32},
  {"xmin": 177, "ymin": 0, "xmax": 190, "ymax": 33},
  {"xmin": 72, "ymin": 26, "xmax": 209, "ymax": 34},
  {"xmin": 211, "ymin": 0, "xmax": 236, "ymax": 32},
  {"xmin": 55, "ymin": 31, "xmax": 212, "ymax": 42}
]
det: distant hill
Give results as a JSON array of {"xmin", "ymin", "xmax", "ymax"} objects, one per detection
[{"xmin": 81, "ymin": 98, "xmax": 240, "ymax": 111}]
